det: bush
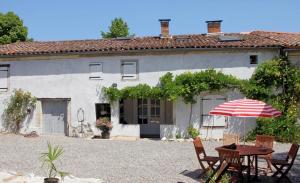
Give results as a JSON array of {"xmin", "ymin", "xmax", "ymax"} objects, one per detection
[
  {"xmin": 2, "ymin": 89, "xmax": 36, "ymax": 133},
  {"xmin": 206, "ymin": 169, "xmax": 231, "ymax": 183},
  {"xmin": 187, "ymin": 126, "xmax": 199, "ymax": 139},
  {"xmin": 245, "ymin": 57, "xmax": 300, "ymax": 143}
]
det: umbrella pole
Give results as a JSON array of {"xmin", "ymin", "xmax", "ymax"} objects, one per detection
[{"xmin": 244, "ymin": 118, "xmax": 246, "ymax": 145}]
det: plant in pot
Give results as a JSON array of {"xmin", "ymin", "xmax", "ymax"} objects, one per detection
[
  {"xmin": 96, "ymin": 117, "xmax": 113, "ymax": 139},
  {"xmin": 40, "ymin": 142, "xmax": 69, "ymax": 183}
]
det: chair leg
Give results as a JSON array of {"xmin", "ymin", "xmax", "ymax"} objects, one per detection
[
  {"xmin": 277, "ymin": 166, "xmax": 292, "ymax": 183},
  {"xmin": 265, "ymin": 158, "xmax": 273, "ymax": 173},
  {"xmin": 277, "ymin": 173, "xmax": 292, "ymax": 183},
  {"xmin": 272, "ymin": 165, "xmax": 284, "ymax": 177}
]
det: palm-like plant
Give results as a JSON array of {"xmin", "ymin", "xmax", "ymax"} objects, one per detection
[{"xmin": 40, "ymin": 142, "xmax": 69, "ymax": 181}]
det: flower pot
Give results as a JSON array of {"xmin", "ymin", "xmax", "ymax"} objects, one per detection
[
  {"xmin": 44, "ymin": 178, "xmax": 59, "ymax": 183},
  {"xmin": 101, "ymin": 131, "xmax": 110, "ymax": 139}
]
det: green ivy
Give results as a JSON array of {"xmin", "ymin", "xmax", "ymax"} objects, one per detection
[{"xmin": 103, "ymin": 69, "xmax": 241, "ymax": 103}]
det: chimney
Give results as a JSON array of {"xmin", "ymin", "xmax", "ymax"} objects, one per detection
[
  {"xmin": 159, "ymin": 19, "xmax": 171, "ymax": 38},
  {"xmin": 206, "ymin": 20, "xmax": 222, "ymax": 34}
]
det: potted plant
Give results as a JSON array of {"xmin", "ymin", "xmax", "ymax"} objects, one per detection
[
  {"xmin": 96, "ymin": 117, "xmax": 113, "ymax": 139},
  {"xmin": 40, "ymin": 142, "xmax": 69, "ymax": 183}
]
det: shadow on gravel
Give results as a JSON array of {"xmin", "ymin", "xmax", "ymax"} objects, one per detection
[{"xmin": 179, "ymin": 169, "xmax": 201, "ymax": 182}]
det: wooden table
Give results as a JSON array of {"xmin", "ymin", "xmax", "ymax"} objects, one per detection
[{"xmin": 216, "ymin": 145, "xmax": 274, "ymax": 181}]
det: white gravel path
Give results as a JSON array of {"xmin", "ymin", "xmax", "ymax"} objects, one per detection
[{"xmin": 0, "ymin": 134, "xmax": 299, "ymax": 183}]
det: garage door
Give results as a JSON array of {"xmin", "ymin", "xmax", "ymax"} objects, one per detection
[{"xmin": 42, "ymin": 100, "xmax": 67, "ymax": 135}]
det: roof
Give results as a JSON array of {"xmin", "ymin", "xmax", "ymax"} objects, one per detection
[{"xmin": 0, "ymin": 31, "xmax": 299, "ymax": 57}]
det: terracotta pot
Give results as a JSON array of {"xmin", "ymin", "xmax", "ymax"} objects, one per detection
[
  {"xmin": 101, "ymin": 132, "xmax": 110, "ymax": 139},
  {"xmin": 44, "ymin": 177, "xmax": 59, "ymax": 183}
]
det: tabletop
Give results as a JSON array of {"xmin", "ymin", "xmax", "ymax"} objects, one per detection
[
  {"xmin": 236, "ymin": 145, "xmax": 273, "ymax": 156},
  {"xmin": 216, "ymin": 144, "xmax": 274, "ymax": 156}
]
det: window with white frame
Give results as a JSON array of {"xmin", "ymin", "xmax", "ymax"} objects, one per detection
[
  {"xmin": 89, "ymin": 62, "xmax": 103, "ymax": 79},
  {"xmin": 0, "ymin": 65, "xmax": 9, "ymax": 92},
  {"xmin": 121, "ymin": 60, "xmax": 138, "ymax": 80}
]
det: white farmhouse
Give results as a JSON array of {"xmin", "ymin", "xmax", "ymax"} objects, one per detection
[{"xmin": 0, "ymin": 20, "xmax": 299, "ymax": 139}]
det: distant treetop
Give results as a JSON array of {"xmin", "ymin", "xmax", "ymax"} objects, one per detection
[
  {"xmin": 0, "ymin": 12, "xmax": 29, "ymax": 44},
  {"xmin": 101, "ymin": 17, "xmax": 133, "ymax": 38}
]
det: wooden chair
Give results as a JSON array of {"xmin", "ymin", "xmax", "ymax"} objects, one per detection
[
  {"xmin": 207, "ymin": 148, "xmax": 247, "ymax": 183},
  {"xmin": 253, "ymin": 135, "xmax": 275, "ymax": 173},
  {"xmin": 271, "ymin": 143, "xmax": 299, "ymax": 183},
  {"xmin": 193, "ymin": 137, "xmax": 219, "ymax": 174},
  {"xmin": 223, "ymin": 133, "xmax": 239, "ymax": 145}
]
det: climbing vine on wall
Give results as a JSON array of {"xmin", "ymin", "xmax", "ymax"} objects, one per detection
[
  {"xmin": 103, "ymin": 69, "xmax": 242, "ymax": 103},
  {"xmin": 2, "ymin": 89, "xmax": 37, "ymax": 133}
]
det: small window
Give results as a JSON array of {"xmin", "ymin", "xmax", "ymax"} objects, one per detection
[
  {"xmin": 0, "ymin": 65, "xmax": 9, "ymax": 92},
  {"xmin": 250, "ymin": 55, "xmax": 258, "ymax": 64},
  {"xmin": 89, "ymin": 62, "xmax": 103, "ymax": 79},
  {"xmin": 121, "ymin": 60, "xmax": 138, "ymax": 80}
]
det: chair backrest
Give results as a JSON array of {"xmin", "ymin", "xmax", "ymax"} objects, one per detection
[
  {"xmin": 223, "ymin": 133, "xmax": 239, "ymax": 145},
  {"xmin": 193, "ymin": 137, "xmax": 207, "ymax": 159},
  {"xmin": 216, "ymin": 148, "xmax": 241, "ymax": 168},
  {"xmin": 255, "ymin": 135, "xmax": 275, "ymax": 149},
  {"xmin": 286, "ymin": 143, "xmax": 299, "ymax": 164}
]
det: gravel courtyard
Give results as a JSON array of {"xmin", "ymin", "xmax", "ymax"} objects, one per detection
[{"xmin": 0, "ymin": 134, "xmax": 299, "ymax": 183}]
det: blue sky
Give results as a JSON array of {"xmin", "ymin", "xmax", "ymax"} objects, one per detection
[{"xmin": 0, "ymin": 0, "xmax": 299, "ymax": 41}]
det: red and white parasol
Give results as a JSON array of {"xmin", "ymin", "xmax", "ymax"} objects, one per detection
[
  {"xmin": 209, "ymin": 98, "xmax": 281, "ymax": 144},
  {"xmin": 209, "ymin": 98, "xmax": 281, "ymax": 118}
]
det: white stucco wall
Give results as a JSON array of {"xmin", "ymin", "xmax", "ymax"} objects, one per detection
[{"xmin": 0, "ymin": 49, "xmax": 279, "ymax": 138}]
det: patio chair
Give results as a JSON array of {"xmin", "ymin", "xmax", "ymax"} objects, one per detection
[
  {"xmin": 252, "ymin": 135, "xmax": 275, "ymax": 173},
  {"xmin": 207, "ymin": 148, "xmax": 247, "ymax": 183},
  {"xmin": 271, "ymin": 143, "xmax": 299, "ymax": 183},
  {"xmin": 223, "ymin": 133, "xmax": 239, "ymax": 145},
  {"xmin": 193, "ymin": 137, "xmax": 219, "ymax": 174}
]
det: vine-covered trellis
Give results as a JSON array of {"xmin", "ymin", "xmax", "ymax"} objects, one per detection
[{"xmin": 103, "ymin": 69, "xmax": 243, "ymax": 103}]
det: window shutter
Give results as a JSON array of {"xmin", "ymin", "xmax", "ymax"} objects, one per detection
[
  {"xmin": 0, "ymin": 65, "xmax": 9, "ymax": 92},
  {"xmin": 89, "ymin": 63, "xmax": 102, "ymax": 79},
  {"xmin": 202, "ymin": 97, "xmax": 226, "ymax": 127}
]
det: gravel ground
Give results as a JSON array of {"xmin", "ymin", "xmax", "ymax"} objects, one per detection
[{"xmin": 0, "ymin": 134, "xmax": 299, "ymax": 183}]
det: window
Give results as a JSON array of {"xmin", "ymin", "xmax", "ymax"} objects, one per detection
[
  {"xmin": 138, "ymin": 99, "xmax": 148, "ymax": 124},
  {"xmin": 0, "ymin": 65, "xmax": 9, "ymax": 92},
  {"xmin": 250, "ymin": 55, "xmax": 258, "ymax": 65},
  {"xmin": 89, "ymin": 62, "xmax": 102, "ymax": 79},
  {"xmin": 121, "ymin": 60, "xmax": 138, "ymax": 80}
]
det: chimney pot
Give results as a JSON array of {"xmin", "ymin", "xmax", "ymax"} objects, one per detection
[
  {"xmin": 159, "ymin": 19, "xmax": 171, "ymax": 38},
  {"xmin": 206, "ymin": 20, "xmax": 222, "ymax": 34}
]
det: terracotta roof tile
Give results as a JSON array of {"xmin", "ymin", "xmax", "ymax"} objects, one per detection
[{"xmin": 0, "ymin": 31, "xmax": 299, "ymax": 57}]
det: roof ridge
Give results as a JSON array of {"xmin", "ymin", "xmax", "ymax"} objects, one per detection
[{"xmin": 253, "ymin": 30, "xmax": 300, "ymax": 35}]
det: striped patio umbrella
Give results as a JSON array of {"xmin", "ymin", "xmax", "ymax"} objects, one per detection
[{"xmin": 209, "ymin": 98, "xmax": 281, "ymax": 144}]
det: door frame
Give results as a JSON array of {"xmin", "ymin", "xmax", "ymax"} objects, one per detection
[{"xmin": 39, "ymin": 98, "xmax": 71, "ymax": 136}]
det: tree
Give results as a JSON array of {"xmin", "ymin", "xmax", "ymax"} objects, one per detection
[
  {"xmin": 0, "ymin": 12, "xmax": 28, "ymax": 44},
  {"xmin": 101, "ymin": 18, "xmax": 132, "ymax": 38}
]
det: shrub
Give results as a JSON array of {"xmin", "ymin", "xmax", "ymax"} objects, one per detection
[
  {"xmin": 40, "ymin": 142, "xmax": 69, "ymax": 180},
  {"xmin": 2, "ymin": 89, "xmax": 36, "ymax": 133},
  {"xmin": 206, "ymin": 169, "xmax": 231, "ymax": 183},
  {"xmin": 187, "ymin": 126, "xmax": 199, "ymax": 139},
  {"xmin": 245, "ymin": 57, "xmax": 300, "ymax": 143}
]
